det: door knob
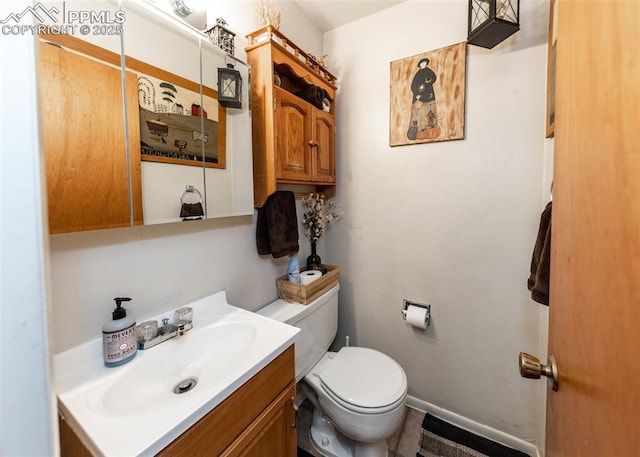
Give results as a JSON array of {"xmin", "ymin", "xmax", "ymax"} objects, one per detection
[{"xmin": 519, "ymin": 352, "xmax": 559, "ymax": 391}]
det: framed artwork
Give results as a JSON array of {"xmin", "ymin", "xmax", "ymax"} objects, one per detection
[
  {"xmin": 390, "ymin": 42, "xmax": 466, "ymax": 146},
  {"xmin": 546, "ymin": 0, "xmax": 558, "ymax": 138},
  {"xmin": 127, "ymin": 57, "xmax": 227, "ymax": 169}
]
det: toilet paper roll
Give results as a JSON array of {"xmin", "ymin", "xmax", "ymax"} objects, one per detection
[
  {"xmin": 404, "ymin": 305, "xmax": 429, "ymax": 330},
  {"xmin": 300, "ymin": 269, "xmax": 322, "ymax": 285}
]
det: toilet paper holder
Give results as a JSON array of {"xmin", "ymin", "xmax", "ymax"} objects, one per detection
[{"xmin": 401, "ymin": 299, "xmax": 431, "ymax": 326}]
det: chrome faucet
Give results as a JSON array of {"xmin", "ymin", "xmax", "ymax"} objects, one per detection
[{"xmin": 136, "ymin": 307, "xmax": 193, "ymax": 350}]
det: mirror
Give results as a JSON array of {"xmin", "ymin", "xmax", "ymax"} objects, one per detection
[
  {"xmin": 38, "ymin": 0, "xmax": 253, "ymax": 233},
  {"xmin": 201, "ymin": 37, "xmax": 254, "ymax": 218}
]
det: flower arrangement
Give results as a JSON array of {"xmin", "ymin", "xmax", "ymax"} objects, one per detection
[{"xmin": 301, "ymin": 193, "xmax": 343, "ymax": 243}]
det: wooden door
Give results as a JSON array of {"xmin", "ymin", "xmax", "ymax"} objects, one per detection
[
  {"xmin": 275, "ymin": 87, "xmax": 313, "ymax": 182},
  {"xmin": 312, "ymin": 110, "xmax": 336, "ymax": 184},
  {"xmin": 39, "ymin": 42, "xmax": 142, "ymax": 234},
  {"xmin": 546, "ymin": 1, "xmax": 640, "ymax": 454}
]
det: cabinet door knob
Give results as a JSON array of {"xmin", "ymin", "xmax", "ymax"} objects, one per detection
[{"xmin": 308, "ymin": 140, "xmax": 318, "ymax": 147}]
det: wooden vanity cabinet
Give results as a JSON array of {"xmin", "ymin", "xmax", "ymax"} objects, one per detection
[
  {"xmin": 58, "ymin": 346, "xmax": 296, "ymax": 456},
  {"xmin": 38, "ymin": 39, "xmax": 143, "ymax": 234},
  {"xmin": 246, "ymin": 26, "xmax": 338, "ymax": 208}
]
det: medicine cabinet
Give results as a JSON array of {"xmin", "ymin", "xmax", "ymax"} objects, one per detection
[{"xmin": 38, "ymin": 0, "xmax": 253, "ymax": 234}]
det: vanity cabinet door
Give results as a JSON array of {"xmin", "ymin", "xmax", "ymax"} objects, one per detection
[
  {"xmin": 222, "ymin": 383, "xmax": 297, "ymax": 457},
  {"xmin": 58, "ymin": 415, "xmax": 92, "ymax": 457},
  {"xmin": 39, "ymin": 41, "xmax": 142, "ymax": 234}
]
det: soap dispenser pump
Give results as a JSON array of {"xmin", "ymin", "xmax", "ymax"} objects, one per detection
[{"xmin": 102, "ymin": 297, "xmax": 137, "ymax": 367}]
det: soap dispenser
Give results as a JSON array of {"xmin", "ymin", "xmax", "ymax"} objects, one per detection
[{"xmin": 102, "ymin": 297, "xmax": 137, "ymax": 367}]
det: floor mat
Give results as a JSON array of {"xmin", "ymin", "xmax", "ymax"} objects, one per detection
[
  {"xmin": 298, "ymin": 446, "xmax": 315, "ymax": 457},
  {"xmin": 417, "ymin": 413, "xmax": 530, "ymax": 457}
]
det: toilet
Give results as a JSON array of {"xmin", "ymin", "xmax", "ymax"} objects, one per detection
[{"xmin": 257, "ymin": 284, "xmax": 407, "ymax": 457}]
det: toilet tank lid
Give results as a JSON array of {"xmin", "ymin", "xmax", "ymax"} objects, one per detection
[
  {"xmin": 256, "ymin": 284, "xmax": 340, "ymax": 324},
  {"xmin": 256, "ymin": 299, "xmax": 308, "ymax": 324}
]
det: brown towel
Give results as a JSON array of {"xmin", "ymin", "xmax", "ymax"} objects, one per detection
[
  {"xmin": 528, "ymin": 202, "xmax": 552, "ymax": 306},
  {"xmin": 256, "ymin": 191, "xmax": 299, "ymax": 258},
  {"xmin": 180, "ymin": 202, "xmax": 204, "ymax": 221}
]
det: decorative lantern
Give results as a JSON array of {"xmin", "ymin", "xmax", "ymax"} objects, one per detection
[
  {"xmin": 206, "ymin": 17, "xmax": 236, "ymax": 56},
  {"xmin": 468, "ymin": 0, "xmax": 520, "ymax": 49},
  {"xmin": 217, "ymin": 64, "xmax": 242, "ymax": 109}
]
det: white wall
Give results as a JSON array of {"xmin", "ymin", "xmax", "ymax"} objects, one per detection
[
  {"xmin": 324, "ymin": 0, "xmax": 550, "ymax": 447},
  {"xmin": 0, "ymin": 0, "xmax": 57, "ymax": 453}
]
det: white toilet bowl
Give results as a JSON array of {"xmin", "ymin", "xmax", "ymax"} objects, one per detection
[
  {"xmin": 256, "ymin": 285, "xmax": 407, "ymax": 457},
  {"xmin": 303, "ymin": 346, "xmax": 407, "ymax": 457}
]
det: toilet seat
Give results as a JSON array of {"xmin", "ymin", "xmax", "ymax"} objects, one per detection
[{"xmin": 318, "ymin": 347, "xmax": 407, "ymax": 414}]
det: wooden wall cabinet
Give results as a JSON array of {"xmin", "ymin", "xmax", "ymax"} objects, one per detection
[
  {"xmin": 246, "ymin": 26, "xmax": 338, "ymax": 207},
  {"xmin": 59, "ymin": 346, "xmax": 296, "ymax": 456}
]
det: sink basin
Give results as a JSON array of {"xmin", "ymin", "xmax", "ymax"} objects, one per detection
[
  {"xmin": 54, "ymin": 291, "xmax": 299, "ymax": 457},
  {"xmin": 94, "ymin": 321, "xmax": 259, "ymax": 415}
]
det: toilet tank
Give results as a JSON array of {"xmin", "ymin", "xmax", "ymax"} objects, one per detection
[{"xmin": 257, "ymin": 284, "xmax": 339, "ymax": 381}]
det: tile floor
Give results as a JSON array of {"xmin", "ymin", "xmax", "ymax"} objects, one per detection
[{"xmin": 297, "ymin": 400, "xmax": 426, "ymax": 457}]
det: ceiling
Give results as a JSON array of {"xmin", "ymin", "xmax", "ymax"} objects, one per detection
[
  {"xmin": 293, "ymin": 0, "xmax": 407, "ymax": 32},
  {"xmin": 147, "ymin": 0, "xmax": 407, "ymax": 35}
]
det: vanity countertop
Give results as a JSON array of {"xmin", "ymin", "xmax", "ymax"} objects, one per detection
[{"xmin": 54, "ymin": 291, "xmax": 298, "ymax": 456}]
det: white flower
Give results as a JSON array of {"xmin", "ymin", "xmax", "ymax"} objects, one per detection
[{"xmin": 301, "ymin": 193, "xmax": 343, "ymax": 243}]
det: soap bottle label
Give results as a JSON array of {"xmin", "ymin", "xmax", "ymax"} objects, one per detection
[{"xmin": 103, "ymin": 326, "xmax": 137, "ymax": 364}]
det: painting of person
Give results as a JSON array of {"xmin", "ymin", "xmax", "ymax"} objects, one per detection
[
  {"xmin": 407, "ymin": 57, "xmax": 440, "ymax": 140},
  {"xmin": 389, "ymin": 42, "xmax": 466, "ymax": 146}
]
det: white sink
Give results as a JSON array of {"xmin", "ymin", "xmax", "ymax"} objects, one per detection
[
  {"xmin": 94, "ymin": 321, "xmax": 259, "ymax": 415},
  {"xmin": 54, "ymin": 291, "xmax": 299, "ymax": 457}
]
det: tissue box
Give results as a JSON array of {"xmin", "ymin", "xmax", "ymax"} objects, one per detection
[{"xmin": 276, "ymin": 265, "xmax": 340, "ymax": 304}]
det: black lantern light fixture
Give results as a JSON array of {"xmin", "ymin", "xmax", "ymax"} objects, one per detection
[
  {"xmin": 468, "ymin": 0, "xmax": 520, "ymax": 49},
  {"xmin": 217, "ymin": 62, "xmax": 242, "ymax": 109}
]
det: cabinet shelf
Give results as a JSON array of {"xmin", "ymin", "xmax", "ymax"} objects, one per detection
[{"xmin": 246, "ymin": 26, "xmax": 337, "ymax": 90}]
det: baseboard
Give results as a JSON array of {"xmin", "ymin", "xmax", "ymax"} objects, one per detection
[{"xmin": 406, "ymin": 395, "xmax": 541, "ymax": 457}]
